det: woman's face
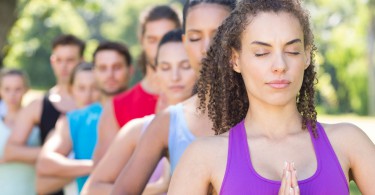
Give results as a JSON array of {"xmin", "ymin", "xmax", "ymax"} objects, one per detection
[
  {"xmin": 183, "ymin": 3, "xmax": 230, "ymax": 75},
  {"xmin": 232, "ymin": 12, "xmax": 310, "ymax": 107},
  {"xmin": 156, "ymin": 42, "xmax": 197, "ymax": 105},
  {"xmin": 71, "ymin": 70, "xmax": 100, "ymax": 108},
  {"xmin": 0, "ymin": 75, "xmax": 27, "ymax": 108}
]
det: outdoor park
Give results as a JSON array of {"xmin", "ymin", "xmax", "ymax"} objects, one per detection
[{"xmin": 0, "ymin": 0, "xmax": 374, "ymax": 194}]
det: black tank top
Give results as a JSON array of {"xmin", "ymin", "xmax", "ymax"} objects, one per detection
[
  {"xmin": 39, "ymin": 93, "xmax": 65, "ymax": 195},
  {"xmin": 39, "ymin": 93, "xmax": 62, "ymax": 144}
]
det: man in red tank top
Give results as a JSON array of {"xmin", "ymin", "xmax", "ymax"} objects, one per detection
[{"xmin": 92, "ymin": 5, "xmax": 181, "ymax": 163}]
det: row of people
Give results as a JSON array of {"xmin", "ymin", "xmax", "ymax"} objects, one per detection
[{"xmin": 1, "ymin": 0, "xmax": 374, "ymax": 194}]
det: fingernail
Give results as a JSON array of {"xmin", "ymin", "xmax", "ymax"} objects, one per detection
[
  {"xmin": 289, "ymin": 187, "xmax": 293, "ymax": 193},
  {"xmin": 286, "ymin": 171, "xmax": 290, "ymax": 179},
  {"xmin": 292, "ymin": 162, "xmax": 295, "ymax": 170}
]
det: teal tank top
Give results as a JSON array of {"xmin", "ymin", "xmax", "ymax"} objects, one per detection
[
  {"xmin": 168, "ymin": 103, "xmax": 196, "ymax": 173},
  {"xmin": 0, "ymin": 119, "xmax": 40, "ymax": 195},
  {"xmin": 67, "ymin": 102, "xmax": 102, "ymax": 192}
]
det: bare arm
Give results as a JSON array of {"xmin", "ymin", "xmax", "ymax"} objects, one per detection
[
  {"xmin": 142, "ymin": 157, "xmax": 171, "ymax": 195},
  {"xmin": 82, "ymin": 118, "xmax": 144, "ymax": 195},
  {"xmin": 36, "ymin": 117, "xmax": 93, "ymax": 178},
  {"xmin": 92, "ymin": 100, "xmax": 120, "ymax": 164},
  {"xmin": 343, "ymin": 124, "xmax": 375, "ymax": 194},
  {"xmin": 111, "ymin": 111, "xmax": 171, "ymax": 195},
  {"xmin": 168, "ymin": 139, "xmax": 213, "ymax": 195},
  {"xmin": 36, "ymin": 175, "xmax": 73, "ymax": 195},
  {"xmin": 4, "ymin": 99, "xmax": 42, "ymax": 164}
]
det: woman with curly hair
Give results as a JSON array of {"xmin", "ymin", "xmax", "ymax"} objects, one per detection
[
  {"xmin": 169, "ymin": 0, "xmax": 375, "ymax": 194},
  {"xmin": 111, "ymin": 0, "xmax": 236, "ymax": 194}
]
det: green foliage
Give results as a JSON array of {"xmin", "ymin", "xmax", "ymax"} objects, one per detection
[
  {"xmin": 308, "ymin": 0, "xmax": 370, "ymax": 115},
  {"xmin": 5, "ymin": 0, "xmax": 89, "ymax": 88},
  {"xmin": 3, "ymin": 0, "xmax": 373, "ymax": 115},
  {"xmin": 4, "ymin": 0, "xmax": 183, "ymax": 88}
]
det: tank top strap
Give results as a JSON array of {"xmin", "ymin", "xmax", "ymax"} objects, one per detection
[
  {"xmin": 40, "ymin": 93, "xmax": 62, "ymax": 144},
  {"xmin": 308, "ymin": 122, "xmax": 349, "ymax": 190},
  {"xmin": 221, "ymin": 120, "xmax": 249, "ymax": 192}
]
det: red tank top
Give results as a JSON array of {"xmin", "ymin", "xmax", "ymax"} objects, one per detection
[{"xmin": 113, "ymin": 83, "xmax": 158, "ymax": 127}]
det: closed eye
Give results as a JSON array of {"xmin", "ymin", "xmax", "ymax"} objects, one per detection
[
  {"xmin": 287, "ymin": 52, "xmax": 300, "ymax": 55},
  {"xmin": 255, "ymin": 53, "xmax": 269, "ymax": 57}
]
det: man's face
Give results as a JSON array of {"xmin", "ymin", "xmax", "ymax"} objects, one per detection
[
  {"xmin": 94, "ymin": 50, "xmax": 130, "ymax": 96},
  {"xmin": 141, "ymin": 19, "xmax": 178, "ymax": 66},
  {"xmin": 50, "ymin": 45, "xmax": 82, "ymax": 84}
]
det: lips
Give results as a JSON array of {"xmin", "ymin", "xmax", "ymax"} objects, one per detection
[
  {"xmin": 266, "ymin": 80, "xmax": 291, "ymax": 89},
  {"xmin": 169, "ymin": 85, "xmax": 185, "ymax": 91}
]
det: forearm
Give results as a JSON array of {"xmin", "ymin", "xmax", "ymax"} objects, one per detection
[
  {"xmin": 38, "ymin": 154, "xmax": 93, "ymax": 177},
  {"xmin": 82, "ymin": 181, "xmax": 113, "ymax": 195},
  {"xmin": 36, "ymin": 175, "xmax": 73, "ymax": 195},
  {"xmin": 4, "ymin": 144, "xmax": 40, "ymax": 164},
  {"xmin": 143, "ymin": 181, "xmax": 169, "ymax": 195}
]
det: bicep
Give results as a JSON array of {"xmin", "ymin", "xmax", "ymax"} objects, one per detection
[
  {"xmin": 93, "ymin": 101, "xmax": 119, "ymax": 163},
  {"xmin": 348, "ymin": 126, "xmax": 375, "ymax": 193},
  {"xmin": 90, "ymin": 122, "xmax": 141, "ymax": 184},
  {"xmin": 112, "ymin": 114, "xmax": 170, "ymax": 194},
  {"xmin": 41, "ymin": 117, "xmax": 72, "ymax": 155},
  {"xmin": 168, "ymin": 141, "xmax": 211, "ymax": 195},
  {"xmin": 9, "ymin": 100, "xmax": 41, "ymax": 144}
]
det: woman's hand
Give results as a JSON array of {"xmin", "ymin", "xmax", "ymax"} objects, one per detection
[{"xmin": 279, "ymin": 162, "xmax": 299, "ymax": 195}]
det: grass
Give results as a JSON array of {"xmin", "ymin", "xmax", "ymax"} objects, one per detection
[{"xmin": 350, "ymin": 181, "xmax": 361, "ymax": 195}]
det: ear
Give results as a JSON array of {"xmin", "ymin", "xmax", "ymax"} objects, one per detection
[
  {"xmin": 128, "ymin": 65, "xmax": 134, "ymax": 76},
  {"xmin": 50, "ymin": 55, "xmax": 54, "ymax": 66},
  {"xmin": 231, "ymin": 49, "xmax": 241, "ymax": 73},
  {"xmin": 304, "ymin": 46, "xmax": 311, "ymax": 70}
]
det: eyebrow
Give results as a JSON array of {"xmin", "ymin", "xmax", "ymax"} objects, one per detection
[{"xmin": 251, "ymin": 39, "xmax": 302, "ymax": 47}]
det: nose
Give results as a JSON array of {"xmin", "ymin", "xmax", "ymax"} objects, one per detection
[
  {"xmin": 201, "ymin": 37, "xmax": 211, "ymax": 56},
  {"xmin": 272, "ymin": 52, "xmax": 288, "ymax": 73},
  {"xmin": 172, "ymin": 68, "xmax": 181, "ymax": 81}
]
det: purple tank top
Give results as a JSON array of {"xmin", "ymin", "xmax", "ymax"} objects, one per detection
[{"xmin": 220, "ymin": 120, "xmax": 349, "ymax": 195}]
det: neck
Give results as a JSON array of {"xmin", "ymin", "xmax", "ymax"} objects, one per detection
[
  {"xmin": 140, "ymin": 65, "xmax": 159, "ymax": 95},
  {"xmin": 99, "ymin": 94, "xmax": 112, "ymax": 105},
  {"xmin": 244, "ymin": 99, "xmax": 302, "ymax": 139},
  {"xmin": 50, "ymin": 83, "xmax": 70, "ymax": 96}
]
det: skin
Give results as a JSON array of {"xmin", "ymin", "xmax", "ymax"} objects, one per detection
[
  {"xmin": 0, "ymin": 74, "xmax": 28, "ymax": 164},
  {"xmin": 111, "ymin": 4, "xmax": 230, "ymax": 195},
  {"xmin": 82, "ymin": 42, "xmax": 196, "ymax": 195},
  {"xmin": 3, "ymin": 44, "xmax": 81, "ymax": 164},
  {"xmin": 35, "ymin": 49, "xmax": 130, "ymax": 194},
  {"xmin": 93, "ymin": 18, "xmax": 178, "ymax": 164},
  {"xmin": 71, "ymin": 71, "xmax": 100, "ymax": 108},
  {"xmin": 168, "ymin": 12, "xmax": 375, "ymax": 195}
]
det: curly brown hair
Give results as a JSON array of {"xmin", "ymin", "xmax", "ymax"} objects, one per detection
[{"xmin": 197, "ymin": 0, "xmax": 318, "ymax": 137}]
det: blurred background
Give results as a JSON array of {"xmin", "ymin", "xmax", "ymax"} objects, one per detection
[{"xmin": 0, "ymin": 0, "xmax": 374, "ymax": 193}]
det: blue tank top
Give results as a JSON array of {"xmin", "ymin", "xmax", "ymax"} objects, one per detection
[
  {"xmin": 220, "ymin": 120, "xmax": 349, "ymax": 195},
  {"xmin": 67, "ymin": 102, "xmax": 102, "ymax": 192},
  {"xmin": 0, "ymin": 119, "xmax": 40, "ymax": 195},
  {"xmin": 168, "ymin": 103, "xmax": 196, "ymax": 172}
]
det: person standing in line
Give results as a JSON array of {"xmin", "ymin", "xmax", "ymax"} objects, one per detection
[
  {"xmin": 35, "ymin": 62, "xmax": 99, "ymax": 194},
  {"xmin": 93, "ymin": 5, "xmax": 181, "ymax": 164},
  {"xmin": 0, "ymin": 69, "xmax": 39, "ymax": 195},
  {"xmin": 4, "ymin": 34, "xmax": 85, "ymax": 195},
  {"xmin": 169, "ymin": 0, "xmax": 375, "ymax": 194},
  {"xmin": 36, "ymin": 42, "xmax": 132, "ymax": 194},
  {"xmin": 111, "ymin": 1, "xmax": 236, "ymax": 194},
  {"xmin": 82, "ymin": 29, "xmax": 197, "ymax": 195}
]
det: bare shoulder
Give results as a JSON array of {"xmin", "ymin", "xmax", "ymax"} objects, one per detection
[
  {"xmin": 321, "ymin": 122, "xmax": 370, "ymax": 142},
  {"xmin": 21, "ymin": 98, "xmax": 43, "ymax": 118},
  {"xmin": 184, "ymin": 134, "xmax": 229, "ymax": 162},
  {"xmin": 146, "ymin": 108, "xmax": 172, "ymax": 135},
  {"xmin": 321, "ymin": 122, "xmax": 374, "ymax": 157},
  {"xmin": 117, "ymin": 117, "xmax": 147, "ymax": 140}
]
